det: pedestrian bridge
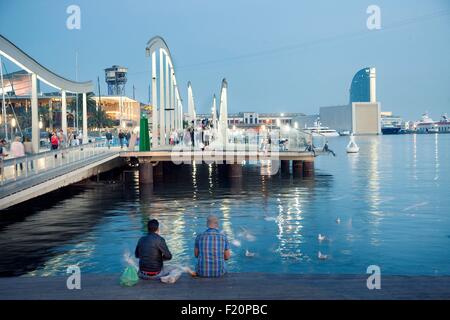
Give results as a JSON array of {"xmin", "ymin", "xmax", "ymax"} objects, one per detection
[{"xmin": 0, "ymin": 142, "xmax": 123, "ymax": 210}]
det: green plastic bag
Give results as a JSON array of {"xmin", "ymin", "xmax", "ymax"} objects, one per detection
[{"xmin": 120, "ymin": 266, "xmax": 139, "ymax": 287}]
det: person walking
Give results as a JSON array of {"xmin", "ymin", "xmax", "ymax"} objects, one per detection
[
  {"xmin": 105, "ymin": 130, "xmax": 113, "ymax": 149},
  {"xmin": 23, "ymin": 137, "xmax": 34, "ymax": 170},
  {"xmin": 0, "ymin": 139, "xmax": 9, "ymax": 178},
  {"xmin": 51, "ymin": 132, "xmax": 59, "ymax": 158},
  {"xmin": 67, "ymin": 130, "xmax": 74, "ymax": 147},
  {"xmin": 118, "ymin": 130, "xmax": 125, "ymax": 149},
  {"xmin": 10, "ymin": 136, "xmax": 25, "ymax": 172},
  {"xmin": 189, "ymin": 122, "xmax": 195, "ymax": 147},
  {"xmin": 126, "ymin": 131, "xmax": 131, "ymax": 148},
  {"xmin": 78, "ymin": 131, "xmax": 84, "ymax": 146},
  {"xmin": 58, "ymin": 129, "xmax": 67, "ymax": 159}
]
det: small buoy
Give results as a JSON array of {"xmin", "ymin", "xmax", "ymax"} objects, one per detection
[{"xmin": 346, "ymin": 134, "xmax": 359, "ymax": 153}]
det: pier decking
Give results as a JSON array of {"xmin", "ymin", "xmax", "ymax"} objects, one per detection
[
  {"xmin": 1, "ymin": 273, "xmax": 449, "ymax": 300},
  {"xmin": 120, "ymin": 150, "xmax": 316, "ymax": 162}
]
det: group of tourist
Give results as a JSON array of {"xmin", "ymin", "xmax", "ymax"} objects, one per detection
[
  {"xmin": 181, "ymin": 120, "xmax": 216, "ymax": 148},
  {"xmin": 0, "ymin": 136, "xmax": 34, "ymax": 172},
  {"xmin": 48, "ymin": 129, "xmax": 84, "ymax": 150},
  {"xmin": 118, "ymin": 130, "xmax": 132, "ymax": 149},
  {"xmin": 135, "ymin": 215, "xmax": 230, "ymax": 279}
]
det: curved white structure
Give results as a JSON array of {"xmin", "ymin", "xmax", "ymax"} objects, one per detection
[
  {"xmin": 146, "ymin": 36, "xmax": 183, "ymax": 147},
  {"xmin": 0, "ymin": 35, "xmax": 93, "ymax": 93},
  {"xmin": 0, "ymin": 34, "xmax": 94, "ymax": 151}
]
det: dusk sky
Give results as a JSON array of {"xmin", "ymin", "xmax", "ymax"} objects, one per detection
[{"xmin": 1, "ymin": 0, "xmax": 449, "ymax": 120}]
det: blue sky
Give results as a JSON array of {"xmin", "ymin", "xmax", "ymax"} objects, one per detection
[{"xmin": 1, "ymin": 0, "xmax": 449, "ymax": 120}]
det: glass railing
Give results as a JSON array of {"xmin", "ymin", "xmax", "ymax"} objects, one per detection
[{"xmin": 0, "ymin": 140, "xmax": 113, "ymax": 186}]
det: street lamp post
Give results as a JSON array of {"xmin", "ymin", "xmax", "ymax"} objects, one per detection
[{"xmin": 11, "ymin": 118, "xmax": 16, "ymax": 138}]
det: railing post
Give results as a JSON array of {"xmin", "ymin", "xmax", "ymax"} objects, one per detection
[
  {"xmin": 14, "ymin": 159, "xmax": 17, "ymax": 180},
  {"xmin": 25, "ymin": 156, "xmax": 28, "ymax": 177}
]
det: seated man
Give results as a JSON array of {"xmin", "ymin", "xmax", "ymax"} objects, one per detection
[
  {"xmin": 135, "ymin": 219, "xmax": 172, "ymax": 280},
  {"xmin": 194, "ymin": 215, "xmax": 231, "ymax": 277}
]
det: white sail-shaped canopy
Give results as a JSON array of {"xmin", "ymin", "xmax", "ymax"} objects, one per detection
[
  {"xmin": 218, "ymin": 78, "xmax": 228, "ymax": 144},
  {"xmin": 212, "ymin": 94, "xmax": 218, "ymax": 130},
  {"xmin": 187, "ymin": 81, "xmax": 197, "ymax": 125}
]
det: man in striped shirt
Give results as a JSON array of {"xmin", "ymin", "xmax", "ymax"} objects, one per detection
[{"xmin": 194, "ymin": 215, "xmax": 231, "ymax": 277}]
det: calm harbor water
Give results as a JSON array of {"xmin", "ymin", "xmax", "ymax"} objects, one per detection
[{"xmin": 0, "ymin": 134, "xmax": 449, "ymax": 277}]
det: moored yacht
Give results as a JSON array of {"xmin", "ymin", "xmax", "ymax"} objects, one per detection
[
  {"xmin": 415, "ymin": 113, "xmax": 438, "ymax": 134},
  {"xmin": 304, "ymin": 119, "xmax": 340, "ymax": 137}
]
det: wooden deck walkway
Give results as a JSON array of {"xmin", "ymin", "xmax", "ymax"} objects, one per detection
[{"xmin": 1, "ymin": 273, "xmax": 449, "ymax": 300}]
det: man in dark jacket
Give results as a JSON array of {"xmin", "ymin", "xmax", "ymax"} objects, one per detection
[{"xmin": 135, "ymin": 219, "xmax": 172, "ymax": 280}]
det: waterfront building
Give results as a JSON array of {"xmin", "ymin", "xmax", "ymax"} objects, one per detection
[
  {"xmin": 0, "ymin": 70, "xmax": 39, "ymax": 96},
  {"xmin": 319, "ymin": 67, "xmax": 381, "ymax": 135},
  {"xmin": 292, "ymin": 114, "xmax": 319, "ymax": 129},
  {"xmin": 194, "ymin": 112, "xmax": 305, "ymax": 129},
  {"xmin": 91, "ymin": 96, "xmax": 141, "ymax": 129},
  {"xmin": 349, "ymin": 67, "xmax": 376, "ymax": 104},
  {"xmin": 0, "ymin": 91, "xmax": 78, "ymax": 132}
]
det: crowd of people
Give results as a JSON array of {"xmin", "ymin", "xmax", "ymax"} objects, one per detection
[
  {"xmin": 48, "ymin": 129, "xmax": 85, "ymax": 150},
  {"xmin": 181, "ymin": 120, "xmax": 216, "ymax": 148},
  {"xmin": 135, "ymin": 215, "xmax": 230, "ymax": 280}
]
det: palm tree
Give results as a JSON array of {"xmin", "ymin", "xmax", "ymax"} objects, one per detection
[{"xmin": 70, "ymin": 93, "xmax": 114, "ymax": 129}]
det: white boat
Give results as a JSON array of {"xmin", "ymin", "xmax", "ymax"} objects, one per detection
[
  {"xmin": 304, "ymin": 119, "xmax": 340, "ymax": 137},
  {"xmin": 415, "ymin": 113, "xmax": 439, "ymax": 134},
  {"xmin": 346, "ymin": 135, "xmax": 359, "ymax": 153}
]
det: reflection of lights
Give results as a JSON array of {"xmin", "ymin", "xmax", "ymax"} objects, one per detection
[
  {"xmin": 192, "ymin": 162, "xmax": 197, "ymax": 200},
  {"xmin": 366, "ymin": 137, "xmax": 383, "ymax": 245},
  {"xmin": 11, "ymin": 118, "xmax": 16, "ymax": 127},
  {"xmin": 434, "ymin": 133, "xmax": 439, "ymax": 181},
  {"xmin": 220, "ymin": 199, "xmax": 234, "ymax": 240},
  {"xmin": 413, "ymin": 134, "xmax": 417, "ymax": 180},
  {"xmin": 276, "ymin": 188, "xmax": 304, "ymax": 261},
  {"xmin": 208, "ymin": 163, "xmax": 214, "ymax": 190}
]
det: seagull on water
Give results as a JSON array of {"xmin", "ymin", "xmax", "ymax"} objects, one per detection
[
  {"xmin": 318, "ymin": 234, "xmax": 326, "ymax": 242},
  {"xmin": 336, "ymin": 217, "xmax": 341, "ymax": 224},
  {"xmin": 245, "ymin": 250, "xmax": 256, "ymax": 257},
  {"xmin": 318, "ymin": 251, "xmax": 328, "ymax": 260},
  {"xmin": 231, "ymin": 239, "xmax": 241, "ymax": 247}
]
